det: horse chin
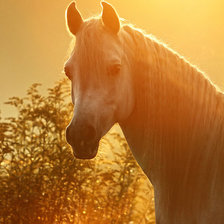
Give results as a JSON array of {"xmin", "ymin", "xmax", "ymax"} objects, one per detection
[{"xmin": 72, "ymin": 140, "xmax": 99, "ymax": 160}]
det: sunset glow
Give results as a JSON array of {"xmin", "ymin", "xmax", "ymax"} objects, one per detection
[
  {"xmin": 1, "ymin": 1, "xmax": 224, "ymax": 223},
  {"xmin": 1, "ymin": 0, "xmax": 224, "ymax": 117}
]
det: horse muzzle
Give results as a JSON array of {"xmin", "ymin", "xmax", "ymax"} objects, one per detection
[{"xmin": 66, "ymin": 123, "xmax": 99, "ymax": 159}]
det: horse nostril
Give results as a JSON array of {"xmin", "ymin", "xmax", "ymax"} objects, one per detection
[
  {"xmin": 66, "ymin": 123, "xmax": 97, "ymax": 147},
  {"xmin": 84, "ymin": 124, "xmax": 96, "ymax": 141}
]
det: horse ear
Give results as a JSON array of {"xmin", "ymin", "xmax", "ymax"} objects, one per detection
[
  {"xmin": 101, "ymin": 1, "xmax": 120, "ymax": 34},
  {"xmin": 66, "ymin": 1, "xmax": 83, "ymax": 36}
]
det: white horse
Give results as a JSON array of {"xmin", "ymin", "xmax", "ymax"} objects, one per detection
[{"xmin": 64, "ymin": 2, "xmax": 224, "ymax": 223}]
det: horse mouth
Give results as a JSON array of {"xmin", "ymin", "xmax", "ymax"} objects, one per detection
[{"xmin": 72, "ymin": 140, "xmax": 99, "ymax": 160}]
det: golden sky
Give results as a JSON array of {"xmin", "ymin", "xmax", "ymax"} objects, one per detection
[{"xmin": 1, "ymin": 0, "xmax": 224, "ymax": 117}]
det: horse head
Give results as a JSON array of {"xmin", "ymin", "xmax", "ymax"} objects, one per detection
[{"xmin": 64, "ymin": 1, "xmax": 134, "ymax": 159}]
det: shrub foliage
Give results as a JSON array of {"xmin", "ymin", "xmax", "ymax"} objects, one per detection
[{"xmin": 0, "ymin": 79, "xmax": 155, "ymax": 224}]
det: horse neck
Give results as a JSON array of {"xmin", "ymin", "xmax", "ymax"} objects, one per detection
[
  {"xmin": 120, "ymin": 27, "xmax": 224, "ymax": 223},
  {"xmin": 120, "ymin": 34, "xmax": 224, "ymax": 187}
]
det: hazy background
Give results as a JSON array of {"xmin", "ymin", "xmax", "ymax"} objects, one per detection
[{"xmin": 1, "ymin": 0, "xmax": 224, "ymax": 117}]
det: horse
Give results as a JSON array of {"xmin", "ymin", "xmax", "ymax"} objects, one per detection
[{"xmin": 64, "ymin": 1, "xmax": 224, "ymax": 223}]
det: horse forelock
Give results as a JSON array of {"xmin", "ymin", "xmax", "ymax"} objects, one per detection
[
  {"xmin": 69, "ymin": 17, "xmax": 130, "ymax": 86},
  {"xmin": 74, "ymin": 18, "xmax": 105, "ymax": 76}
]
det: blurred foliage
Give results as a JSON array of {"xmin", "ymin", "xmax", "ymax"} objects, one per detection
[{"xmin": 0, "ymin": 79, "xmax": 155, "ymax": 224}]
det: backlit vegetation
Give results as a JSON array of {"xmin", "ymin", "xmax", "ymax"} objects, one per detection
[{"xmin": 0, "ymin": 79, "xmax": 155, "ymax": 224}]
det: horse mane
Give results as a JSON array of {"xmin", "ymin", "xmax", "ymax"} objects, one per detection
[
  {"xmin": 121, "ymin": 22, "xmax": 220, "ymax": 91},
  {"xmin": 120, "ymin": 22, "xmax": 224, "ymax": 218},
  {"xmin": 120, "ymin": 22, "xmax": 224, "ymax": 118}
]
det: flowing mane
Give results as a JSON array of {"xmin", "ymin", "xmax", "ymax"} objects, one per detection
[
  {"xmin": 120, "ymin": 21, "xmax": 224, "ymax": 129},
  {"xmin": 120, "ymin": 22, "xmax": 224, "ymax": 223},
  {"xmin": 121, "ymin": 22, "xmax": 222, "ymax": 94}
]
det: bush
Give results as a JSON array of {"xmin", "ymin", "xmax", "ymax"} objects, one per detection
[{"xmin": 0, "ymin": 79, "xmax": 155, "ymax": 224}]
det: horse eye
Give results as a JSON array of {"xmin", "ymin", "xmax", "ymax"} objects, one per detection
[{"xmin": 107, "ymin": 64, "xmax": 121, "ymax": 75}]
